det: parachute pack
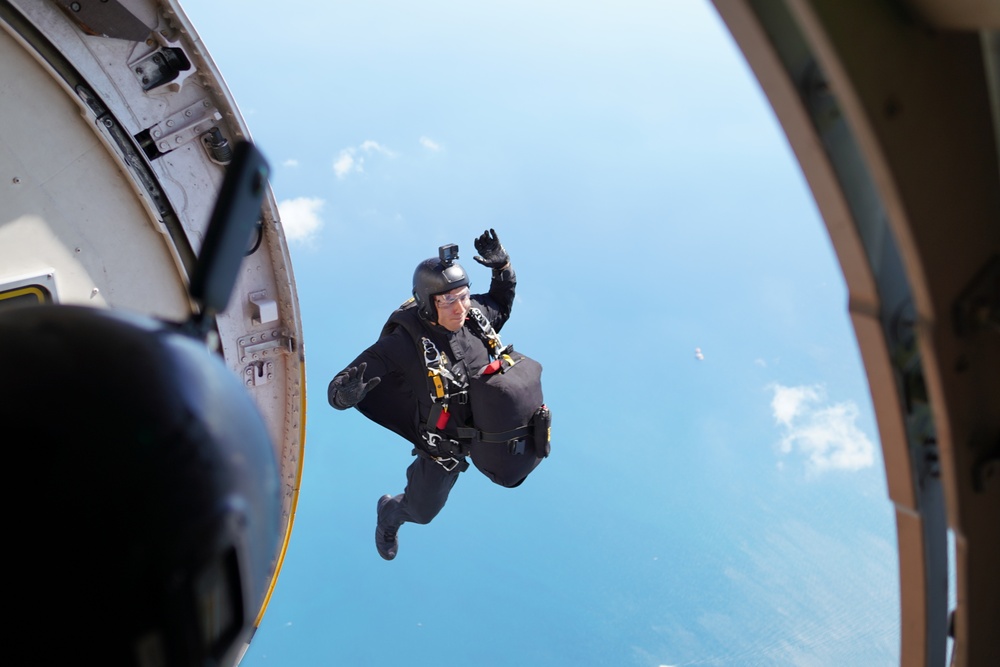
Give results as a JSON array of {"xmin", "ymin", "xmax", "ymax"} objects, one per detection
[{"xmin": 380, "ymin": 299, "xmax": 551, "ymax": 488}]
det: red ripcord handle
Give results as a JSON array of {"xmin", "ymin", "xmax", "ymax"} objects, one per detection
[{"xmin": 482, "ymin": 359, "xmax": 503, "ymax": 375}]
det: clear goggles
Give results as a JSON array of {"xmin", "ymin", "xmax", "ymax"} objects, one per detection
[{"xmin": 435, "ymin": 288, "xmax": 470, "ymax": 307}]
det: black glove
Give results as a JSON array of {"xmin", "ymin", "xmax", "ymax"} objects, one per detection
[
  {"xmin": 328, "ymin": 362, "xmax": 381, "ymax": 409},
  {"xmin": 473, "ymin": 228, "xmax": 509, "ymax": 270}
]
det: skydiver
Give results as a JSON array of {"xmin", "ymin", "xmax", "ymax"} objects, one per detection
[{"xmin": 328, "ymin": 229, "xmax": 549, "ymax": 560}]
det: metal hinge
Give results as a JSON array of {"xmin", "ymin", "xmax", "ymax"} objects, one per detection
[
  {"xmin": 238, "ymin": 327, "xmax": 293, "ymax": 362},
  {"xmin": 145, "ymin": 99, "xmax": 222, "ymax": 154}
]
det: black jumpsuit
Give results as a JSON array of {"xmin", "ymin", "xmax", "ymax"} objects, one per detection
[{"xmin": 330, "ymin": 266, "xmax": 516, "ymax": 527}]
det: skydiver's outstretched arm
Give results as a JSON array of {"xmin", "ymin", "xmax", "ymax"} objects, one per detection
[
  {"xmin": 472, "ymin": 228, "xmax": 516, "ymax": 330},
  {"xmin": 472, "ymin": 228, "xmax": 509, "ymax": 271},
  {"xmin": 328, "ymin": 361, "xmax": 381, "ymax": 410}
]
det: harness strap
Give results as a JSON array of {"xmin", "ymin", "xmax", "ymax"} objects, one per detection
[
  {"xmin": 456, "ymin": 424, "xmax": 532, "ymax": 443},
  {"xmin": 403, "ymin": 305, "xmax": 532, "ymax": 464},
  {"xmin": 420, "ymin": 336, "xmax": 464, "ymax": 392},
  {"xmin": 420, "ymin": 427, "xmax": 471, "ymax": 456},
  {"xmin": 467, "ymin": 307, "xmax": 512, "ymax": 360},
  {"xmin": 418, "ymin": 336, "xmax": 470, "ymax": 445},
  {"xmin": 412, "ymin": 446, "xmax": 470, "ymax": 473}
]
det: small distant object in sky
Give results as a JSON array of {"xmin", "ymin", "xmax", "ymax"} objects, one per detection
[{"xmin": 695, "ymin": 347, "xmax": 704, "ymax": 360}]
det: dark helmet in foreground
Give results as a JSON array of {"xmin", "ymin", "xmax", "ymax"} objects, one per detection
[
  {"xmin": 413, "ymin": 244, "xmax": 469, "ymax": 320},
  {"xmin": 1, "ymin": 303, "xmax": 281, "ymax": 667}
]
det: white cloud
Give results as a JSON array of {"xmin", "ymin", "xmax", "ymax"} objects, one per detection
[
  {"xmin": 419, "ymin": 136, "xmax": 442, "ymax": 151},
  {"xmin": 333, "ymin": 149, "xmax": 361, "ymax": 178},
  {"xmin": 769, "ymin": 383, "xmax": 875, "ymax": 473},
  {"xmin": 360, "ymin": 140, "xmax": 395, "ymax": 157},
  {"xmin": 333, "ymin": 140, "xmax": 396, "ymax": 179},
  {"xmin": 282, "ymin": 158, "xmax": 299, "ymax": 168},
  {"xmin": 277, "ymin": 196, "xmax": 324, "ymax": 243},
  {"xmin": 694, "ymin": 346, "xmax": 704, "ymax": 360},
  {"xmin": 771, "ymin": 384, "xmax": 820, "ymax": 427}
]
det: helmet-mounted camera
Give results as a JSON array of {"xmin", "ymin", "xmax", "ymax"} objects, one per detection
[{"xmin": 439, "ymin": 243, "xmax": 459, "ymax": 267}]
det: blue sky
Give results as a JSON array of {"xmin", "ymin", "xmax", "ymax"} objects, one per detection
[{"xmin": 181, "ymin": 1, "xmax": 900, "ymax": 665}]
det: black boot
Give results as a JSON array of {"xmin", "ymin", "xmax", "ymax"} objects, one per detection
[{"xmin": 375, "ymin": 494, "xmax": 401, "ymax": 560}]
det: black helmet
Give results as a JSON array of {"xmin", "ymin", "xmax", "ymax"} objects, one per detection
[
  {"xmin": 1, "ymin": 304, "xmax": 281, "ymax": 667},
  {"xmin": 413, "ymin": 250, "xmax": 470, "ymax": 320}
]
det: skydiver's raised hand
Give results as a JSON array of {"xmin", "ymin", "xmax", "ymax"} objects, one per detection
[
  {"xmin": 328, "ymin": 362, "xmax": 381, "ymax": 409},
  {"xmin": 473, "ymin": 228, "xmax": 509, "ymax": 270}
]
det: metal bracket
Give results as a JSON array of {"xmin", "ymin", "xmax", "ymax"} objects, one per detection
[
  {"xmin": 249, "ymin": 290, "xmax": 279, "ymax": 325},
  {"xmin": 145, "ymin": 99, "xmax": 221, "ymax": 154},
  {"xmin": 243, "ymin": 360, "xmax": 274, "ymax": 388},
  {"xmin": 52, "ymin": 0, "xmax": 152, "ymax": 42},
  {"xmin": 129, "ymin": 42, "xmax": 193, "ymax": 92},
  {"xmin": 238, "ymin": 327, "xmax": 293, "ymax": 363}
]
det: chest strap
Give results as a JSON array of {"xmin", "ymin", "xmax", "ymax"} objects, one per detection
[
  {"xmin": 467, "ymin": 307, "xmax": 511, "ymax": 360},
  {"xmin": 419, "ymin": 335, "xmax": 468, "ymax": 435}
]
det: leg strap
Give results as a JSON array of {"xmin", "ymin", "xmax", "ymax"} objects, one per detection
[{"xmin": 412, "ymin": 446, "xmax": 470, "ymax": 473}]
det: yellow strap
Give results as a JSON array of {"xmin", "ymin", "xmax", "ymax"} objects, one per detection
[{"xmin": 429, "ymin": 372, "xmax": 445, "ymax": 398}]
